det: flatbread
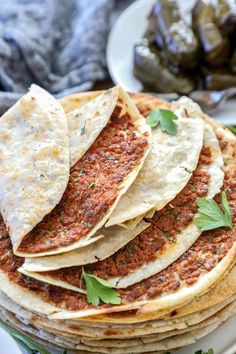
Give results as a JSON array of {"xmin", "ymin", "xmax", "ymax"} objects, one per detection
[
  {"xmin": 67, "ymin": 86, "xmax": 119, "ymax": 167},
  {"xmin": 16, "ymin": 88, "xmax": 151, "ymax": 257},
  {"xmin": 20, "ymin": 116, "xmax": 224, "ymax": 290},
  {"xmin": 60, "ymin": 91, "xmax": 101, "ymax": 113},
  {"xmin": 106, "ymin": 98, "xmax": 204, "ymax": 227},
  {"xmin": 0, "ymin": 300, "xmax": 235, "ymax": 353},
  {"xmin": 0, "ymin": 276, "xmax": 235, "ymax": 341},
  {"xmin": 0, "ymin": 84, "xmax": 70, "ymax": 252},
  {"xmin": 20, "ymin": 221, "xmax": 150, "ymax": 272},
  {"xmin": 1, "ymin": 289, "xmax": 233, "ymax": 340}
]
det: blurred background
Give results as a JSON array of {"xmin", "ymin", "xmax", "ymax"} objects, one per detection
[{"xmin": 0, "ymin": 0, "xmax": 236, "ymax": 124}]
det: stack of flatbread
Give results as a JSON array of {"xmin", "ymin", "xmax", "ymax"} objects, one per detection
[{"xmin": 0, "ymin": 84, "xmax": 235, "ymax": 354}]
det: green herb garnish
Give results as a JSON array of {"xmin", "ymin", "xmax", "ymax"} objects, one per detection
[
  {"xmin": 59, "ymin": 216, "xmax": 64, "ymax": 222},
  {"xmin": 225, "ymin": 125, "xmax": 236, "ymax": 134},
  {"xmin": 194, "ymin": 192, "xmax": 233, "ymax": 231},
  {"xmin": 191, "ymin": 185, "xmax": 197, "ymax": 191},
  {"xmin": 79, "ymin": 168, "xmax": 85, "ymax": 175},
  {"xmin": 0, "ymin": 321, "xmax": 51, "ymax": 354},
  {"xmin": 80, "ymin": 121, "xmax": 86, "ymax": 136},
  {"xmin": 126, "ymin": 245, "xmax": 135, "ymax": 254},
  {"xmin": 105, "ymin": 88, "xmax": 112, "ymax": 94},
  {"xmin": 89, "ymin": 182, "xmax": 95, "ymax": 189},
  {"xmin": 23, "ymin": 276, "xmax": 32, "ymax": 285},
  {"xmin": 106, "ymin": 155, "xmax": 115, "ymax": 160},
  {"xmin": 146, "ymin": 109, "xmax": 178, "ymax": 135},
  {"xmin": 82, "ymin": 270, "xmax": 121, "ymax": 306},
  {"xmin": 195, "ymin": 349, "xmax": 214, "ymax": 354},
  {"xmin": 163, "ymin": 231, "xmax": 171, "ymax": 238}
]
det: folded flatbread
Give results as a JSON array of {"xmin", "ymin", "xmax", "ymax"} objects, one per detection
[
  {"xmin": 20, "ymin": 221, "xmax": 150, "ymax": 273},
  {"xmin": 106, "ymin": 98, "xmax": 205, "ymax": 228},
  {"xmin": 0, "ymin": 84, "xmax": 70, "ymax": 252},
  {"xmin": 67, "ymin": 86, "xmax": 119, "ymax": 167}
]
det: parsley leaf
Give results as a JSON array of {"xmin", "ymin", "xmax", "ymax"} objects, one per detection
[
  {"xmin": 80, "ymin": 121, "xmax": 86, "ymax": 136},
  {"xmin": 195, "ymin": 349, "xmax": 214, "ymax": 354},
  {"xmin": 146, "ymin": 109, "xmax": 178, "ymax": 135},
  {"xmin": 194, "ymin": 192, "xmax": 233, "ymax": 231},
  {"xmin": 82, "ymin": 270, "xmax": 121, "ymax": 306},
  {"xmin": 225, "ymin": 125, "xmax": 236, "ymax": 135}
]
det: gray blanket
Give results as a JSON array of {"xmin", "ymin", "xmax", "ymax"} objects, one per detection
[{"xmin": 0, "ymin": 0, "xmax": 113, "ymax": 113}]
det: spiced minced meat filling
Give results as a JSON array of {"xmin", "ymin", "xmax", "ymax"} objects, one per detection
[
  {"xmin": 0, "ymin": 138, "xmax": 235, "ymax": 312},
  {"xmin": 18, "ymin": 104, "xmax": 149, "ymax": 254},
  {"xmin": 44, "ymin": 145, "xmax": 211, "ymax": 284}
]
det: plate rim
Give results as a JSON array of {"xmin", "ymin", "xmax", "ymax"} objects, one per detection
[
  {"xmin": 107, "ymin": 0, "xmax": 156, "ymax": 88},
  {"xmin": 0, "ymin": 328, "xmax": 22, "ymax": 354}
]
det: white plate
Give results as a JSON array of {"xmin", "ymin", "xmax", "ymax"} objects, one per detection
[
  {"xmin": 0, "ymin": 328, "xmax": 22, "ymax": 354},
  {"xmin": 107, "ymin": 0, "xmax": 236, "ymax": 126}
]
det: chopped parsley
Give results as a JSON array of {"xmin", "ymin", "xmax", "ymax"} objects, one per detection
[
  {"xmin": 105, "ymin": 88, "xmax": 112, "ymax": 94},
  {"xmin": 101, "ymin": 152, "xmax": 115, "ymax": 160},
  {"xmin": 194, "ymin": 192, "xmax": 233, "ymax": 231},
  {"xmin": 79, "ymin": 168, "xmax": 85, "ymax": 175},
  {"xmin": 89, "ymin": 182, "xmax": 95, "ymax": 189},
  {"xmin": 146, "ymin": 109, "xmax": 178, "ymax": 135},
  {"xmin": 82, "ymin": 270, "xmax": 121, "ymax": 306},
  {"xmin": 163, "ymin": 231, "xmax": 171, "ymax": 238},
  {"xmin": 164, "ymin": 210, "xmax": 180, "ymax": 220},
  {"xmin": 80, "ymin": 121, "xmax": 86, "ymax": 136},
  {"xmin": 23, "ymin": 276, "xmax": 32, "ymax": 285},
  {"xmin": 126, "ymin": 245, "xmax": 135, "ymax": 254}
]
